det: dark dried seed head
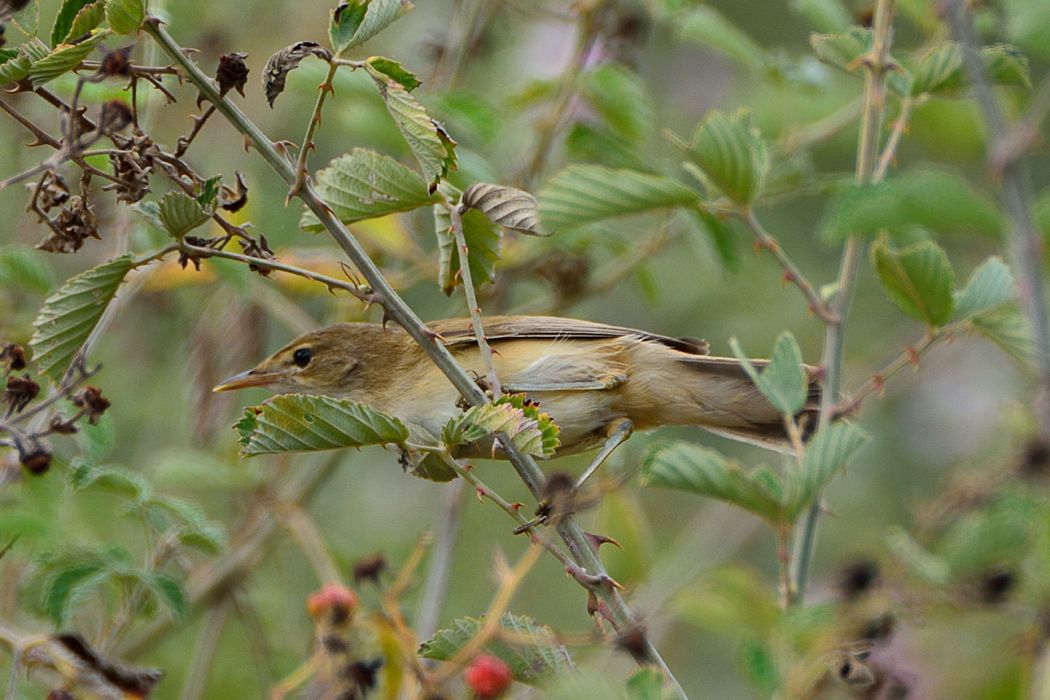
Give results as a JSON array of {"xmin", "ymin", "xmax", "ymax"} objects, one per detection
[
  {"xmin": 0, "ymin": 343, "xmax": 26, "ymax": 371},
  {"xmin": 352, "ymin": 553, "xmax": 387, "ymax": 586},
  {"xmin": 978, "ymin": 567, "xmax": 1016, "ymax": 605},
  {"xmin": 216, "ymin": 52, "xmax": 249, "ymax": 98},
  {"xmin": 20, "ymin": 446, "xmax": 51, "ymax": 475},
  {"xmin": 99, "ymin": 46, "xmax": 133, "ymax": 76},
  {"xmin": 836, "ymin": 559, "xmax": 879, "ymax": 600},
  {"xmin": 5, "ymin": 374, "xmax": 39, "ymax": 413},
  {"xmin": 98, "ymin": 101, "xmax": 133, "ymax": 135},
  {"xmin": 72, "ymin": 385, "xmax": 111, "ymax": 424}
]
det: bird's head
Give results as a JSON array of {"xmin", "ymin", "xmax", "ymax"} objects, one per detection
[{"xmin": 213, "ymin": 324, "xmax": 380, "ymax": 396}]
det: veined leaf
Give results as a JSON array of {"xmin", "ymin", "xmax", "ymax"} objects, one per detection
[
  {"xmin": 538, "ymin": 165, "xmax": 699, "ymax": 232},
  {"xmin": 237, "ymin": 394, "xmax": 408, "ymax": 456},
  {"xmin": 51, "ymin": 0, "xmax": 94, "ymax": 46},
  {"xmin": 0, "ymin": 38, "xmax": 49, "ymax": 85},
  {"xmin": 786, "ymin": 422, "xmax": 868, "ymax": 518},
  {"xmin": 954, "ymin": 257, "xmax": 1015, "ymax": 321},
  {"xmin": 145, "ymin": 573, "xmax": 187, "ymax": 619},
  {"xmin": 435, "ymin": 184, "xmax": 501, "ymax": 295},
  {"xmin": 871, "ymin": 235, "xmax": 956, "ymax": 326},
  {"xmin": 676, "ymin": 6, "xmax": 767, "ymax": 71},
  {"xmin": 366, "ymin": 55, "xmax": 420, "ymax": 90},
  {"xmin": 0, "ymin": 245, "xmax": 55, "ymax": 295},
  {"xmin": 262, "ymin": 41, "xmax": 332, "ymax": 107},
  {"xmin": 580, "ymin": 63, "xmax": 653, "ymax": 142},
  {"xmin": 44, "ymin": 561, "xmax": 108, "ymax": 624},
  {"xmin": 626, "ymin": 669, "xmax": 666, "ymax": 700},
  {"xmin": 29, "ymin": 30, "xmax": 110, "ymax": 87},
  {"xmin": 157, "ymin": 191, "xmax": 211, "ymax": 238},
  {"xmin": 729, "ymin": 332, "xmax": 808, "ymax": 416},
  {"xmin": 64, "ymin": 1, "xmax": 105, "ymax": 44},
  {"xmin": 442, "ymin": 395, "xmax": 560, "ymax": 458},
  {"xmin": 301, "ymin": 149, "xmax": 440, "ymax": 230},
  {"xmin": 29, "ymin": 256, "xmax": 134, "ymax": 384},
  {"xmin": 106, "ymin": 0, "xmax": 145, "ymax": 34},
  {"xmin": 910, "ymin": 42, "xmax": 1030, "ymax": 96},
  {"xmin": 640, "ymin": 442, "xmax": 790, "ymax": 524},
  {"xmin": 419, "ymin": 612, "xmax": 574, "ymax": 684},
  {"xmin": 971, "ymin": 306, "xmax": 1035, "ymax": 368},
  {"xmin": 682, "ymin": 109, "xmax": 769, "ymax": 205},
  {"xmin": 329, "ymin": 0, "xmax": 413, "ymax": 56},
  {"xmin": 461, "ymin": 182, "xmax": 545, "ymax": 236},
  {"xmin": 810, "ymin": 27, "xmax": 871, "ymax": 74}
]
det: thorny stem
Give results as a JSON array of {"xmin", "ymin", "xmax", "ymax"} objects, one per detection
[
  {"xmin": 790, "ymin": 0, "xmax": 897, "ymax": 606},
  {"xmin": 944, "ymin": 0, "xmax": 1050, "ymax": 439},
  {"xmin": 143, "ymin": 18, "xmax": 683, "ymax": 692},
  {"xmin": 874, "ymin": 94, "xmax": 914, "ymax": 181},
  {"xmin": 450, "ymin": 205, "xmax": 502, "ymax": 395},
  {"xmin": 288, "ymin": 60, "xmax": 339, "ymax": 199},
  {"xmin": 414, "ymin": 479, "xmax": 467, "ymax": 642},
  {"xmin": 742, "ymin": 209, "xmax": 838, "ymax": 323}
]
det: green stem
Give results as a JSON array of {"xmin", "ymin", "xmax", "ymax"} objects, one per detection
[
  {"xmin": 450, "ymin": 205, "xmax": 502, "ymax": 395},
  {"xmin": 790, "ymin": 0, "xmax": 897, "ymax": 605},
  {"xmin": 142, "ymin": 18, "xmax": 683, "ymax": 693},
  {"xmin": 288, "ymin": 60, "xmax": 339, "ymax": 198}
]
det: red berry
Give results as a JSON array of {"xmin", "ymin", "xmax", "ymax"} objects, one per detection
[
  {"xmin": 306, "ymin": 583, "xmax": 358, "ymax": 623},
  {"xmin": 464, "ymin": 654, "xmax": 511, "ymax": 699}
]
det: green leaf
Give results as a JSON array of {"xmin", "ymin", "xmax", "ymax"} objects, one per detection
[
  {"xmin": 729, "ymin": 333, "xmax": 808, "ymax": 416},
  {"xmin": 971, "ymin": 307, "xmax": 1035, "ymax": 367},
  {"xmin": 105, "ymin": 0, "xmax": 145, "ymax": 35},
  {"xmin": 461, "ymin": 182, "xmax": 545, "ymax": 236},
  {"xmin": 29, "ymin": 30, "xmax": 110, "ymax": 87},
  {"xmin": 910, "ymin": 42, "xmax": 1030, "ymax": 96},
  {"xmin": 0, "ymin": 38, "xmax": 49, "ymax": 86},
  {"xmin": 676, "ymin": 6, "xmax": 767, "ymax": 71},
  {"xmin": 682, "ymin": 109, "xmax": 769, "ymax": 205},
  {"xmin": 580, "ymin": 63, "xmax": 653, "ymax": 142},
  {"xmin": 44, "ymin": 561, "xmax": 107, "ymax": 624},
  {"xmin": 871, "ymin": 235, "xmax": 956, "ymax": 326},
  {"xmin": 673, "ymin": 566, "xmax": 780, "ymax": 638},
  {"xmin": 157, "ymin": 191, "xmax": 211, "ymax": 238},
  {"xmin": 790, "ymin": 0, "xmax": 852, "ymax": 33},
  {"xmin": 626, "ymin": 669, "xmax": 665, "ymax": 700},
  {"xmin": 419, "ymin": 612, "xmax": 574, "ymax": 683},
  {"xmin": 885, "ymin": 526, "xmax": 951, "ymax": 584},
  {"xmin": 538, "ymin": 165, "xmax": 699, "ymax": 232},
  {"xmin": 329, "ymin": 0, "xmax": 413, "ymax": 56},
  {"xmin": 51, "ymin": 0, "xmax": 95, "ymax": 46},
  {"xmin": 810, "ymin": 27, "xmax": 871, "ymax": 74},
  {"xmin": 954, "ymin": 257, "xmax": 1015, "ymax": 320},
  {"xmin": 29, "ymin": 256, "xmax": 134, "ymax": 385},
  {"xmin": 0, "ymin": 245, "xmax": 55, "ymax": 295},
  {"xmin": 64, "ymin": 1, "xmax": 105, "ymax": 44},
  {"xmin": 365, "ymin": 55, "xmax": 420, "ymax": 90},
  {"xmin": 145, "ymin": 573, "xmax": 188, "ymax": 619},
  {"xmin": 301, "ymin": 149, "xmax": 440, "ymax": 230},
  {"xmin": 443, "ymin": 395, "xmax": 560, "ymax": 458},
  {"xmin": 640, "ymin": 442, "xmax": 789, "ymax": 524},
  {"xmin": 70, "ymin": 462, "xmax": 151, "ymax": 501},
  {"xmin": 786, "ymin": 422, "xmax": 868, "ymax": 518},
  {"xmin": 690, "ymin": 208, "xmax": 741, "ymax": 271},
  {"xmin": 237, "ymin": 394, "xmax": 408, "ymax": 456},
  {"xmin": 434, "ymin": 186, "xmax": 501, "ymax": 295},
  {"xmin": 367, "ymin": 62, "xmax": 456, "ymax": 189}
]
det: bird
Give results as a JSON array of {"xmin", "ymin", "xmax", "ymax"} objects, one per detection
[{"xmin": 214, "ymin": 316, "xmax": 819, "ymax": 481}]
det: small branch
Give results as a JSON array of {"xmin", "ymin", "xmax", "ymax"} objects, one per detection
[
  {"xmin": 874, "ymin": 94, "xmax": 914, "ymax": 181},
  {"xmin": 280, "ymin": 506, "xmax": 342, "ymax": 584},
  {"xmin": 992, "ymin": 73, "xmax": 1050, "ymax": 176},
  {"xmin": 776, "ymin": 527, "xmax": 792, "ymax": 609},
  {"xmin": 178, "ymin": 597, "xmax": 232, "ymax": 700},
  {"xmin": 0, "ymin": 96, "xmax": 61, "ymax": 148},
  {"xmin": 174, "ymin": 104, "xmax": 217, "ymax": 158},
  {"xmin": 791, "ymin": 0, "xmax": 898, "ymax": 606},
  {"xmin": 742, "ymin": 208, "xmax": 838, "ymax": 323},
  {"xmin": 287, "ymin": 60, "xmax": 339, "ymax": 200},
  {"xmin": 779, "ymin": 96, "xmax": 864, "ymax": 156},
  {"xmin": 451, "ymin": 205, "xmax": 501, "ymax": 395},
  {"xmin": 414, "ymin": 479, "xmax": 467, "ymax": 642}
]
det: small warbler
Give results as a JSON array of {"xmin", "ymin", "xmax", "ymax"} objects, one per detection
[{"xmin": 215, "ymin": 316, "xmax": 819, "ymax": 468}]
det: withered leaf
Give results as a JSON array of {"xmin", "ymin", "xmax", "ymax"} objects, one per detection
[
  {"xmin": 262, "ymin": 41, "xmax": 332, "ymax": 107},
  {"xmin": 461, "ymin": 182, "xmax": 546, "ymax": 236},
  {"xmin": 220, "ymin": 171, "xmax": 248, "ymax": 212},
  {"xmin": 215, "ymin": 52, "xmax": 249, "ymax": 98}
]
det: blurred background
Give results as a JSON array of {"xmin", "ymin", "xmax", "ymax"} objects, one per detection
[{"xmin": 2, "ymin": 0, "xmax": 1050, "ymax": 697}]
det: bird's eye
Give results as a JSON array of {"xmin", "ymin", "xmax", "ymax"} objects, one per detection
[{"xmin": 293, "ymin": 348, "xmax": 313, "ymax": 368}]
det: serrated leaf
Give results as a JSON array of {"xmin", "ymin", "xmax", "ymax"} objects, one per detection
[
  {"xmin": 786, "ymin": 422, "xmax": 867, "ymax": 518},
  {"xmin": 443, "ymin": 395, "xmax": 560, "ymax": 458},
  {"xmin": 0, "ymin": 38, "xmax": 48, "ymax": 85},
  {"xmin": 329, "ymin": 0, "xmax": 413, "ymax": 56},
  {"xmin": 419, "ymin": 612, "xmax": 574, "ymax": 683},
  {"xmin": 810, "ymin": 27, "xmax": 871, "ymax": 74},
  {"xmin": 729, "ymin": 333, "xmax": 808, "ymax": 416},
  {"xmin": 910, "ymin": 42, "xmax": 1030, "ymax": 96},
  {"xmin": 146, "ymin": 573, "xmax": 187, "ymax": 619},
  {"xmin": 70, "ymin": 462, "xmax": 150, "ymax": 501},
  {"xmin": 301, "ymin": 149, "xmax": 440, "ymax": 230},
  {"xmin": 64, "ymin": 1, "xmax": 105, "ymax": 44},
  {"xmin": 29, "ymin": 256, "xmax": 133, "ymax": 384},
  {"xmin": 461, "ymin": 182, "xmax": 545, "ymax": 236},
  {"xmin": 580, "ymin": 63, "xmax": 653, "ymax": 142},
  {"xmin": 148, "ymin": 496, "xmax": 228, "ymax": 552},
  {"xmin": 538, "ymin": 165, "xmax": 699, "ymax": 232},
  {"xmin": 871, "ymin": 236, "xmax": 956, "ymax": 326},
  {"xmin": 690, "ymin": 208, "xmax": 741, "ymax": 271},
  {"xmin": 51, "ymin": 0, "xmax": 95, "ymax": 46},
  {"xmin": 105, "ymin": 0, "xmax": 144, "ymax": 35},
  {"xmin": 367, "ymin": 63, "xmax": 455, "ymax": 189},
  {"xmin": 366, "ymin": 55, "xmax": 420, "ymax": 90},
  {"xmin": 157, "ymin": 191, "xmax": 211, "ymax": 238},
  {"xmin": 261, "ymin": 41, "xmax": 332, "ymax": 107},
  {"xmin": 45, "ymin": 562, "xmax": 107, "ymax": 625},
  {"xmin": 435, "ymin": 185, "xmax": 501, "ymax": 295},
  {"xmin": 29, "ymin": 30, "xmax": 109, "ymax": 87},
  {"xmin": 954, "ymin": 257, "xmax": 1015, "ymax": 320},
  {"xmin": 238, "ymin": 394, "xmax": 408, "ymax": 456},
  {"xmin": 971, "ymin": 306, "xmax": 1035, "ymax": 367},
  {"xmin": 676, "ymin": 6, "xmax": 767, "ymax": 71},
  {"xmin": 683, "ymin": 109, "xmax": 769, "ymax": 205},
  {"xmin": 0, "ymin": 245, "xmax": 55, "ymax": 294},
  {"xmin": 640, "ymin": 442, "xmax": 790, "ymax": 524},
  {"xmin": 196, "ymin": 175, "xmax": 222, "ymax": 210}
]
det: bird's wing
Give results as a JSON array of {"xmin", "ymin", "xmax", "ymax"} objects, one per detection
[{"xmin": 428, "ymin": 315, "xmax": 709, "ymax": 355}]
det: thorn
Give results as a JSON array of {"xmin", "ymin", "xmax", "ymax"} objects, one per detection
[
  {"xmin": 584, "ymin": 532, "xmax": 623, "ymax": 553},
  {"xmin": 871, "ymin": 374, "xmax": 885, "ymax": 395},
  {"xmin": 475, "ymin": 486, "xmax": 487, "ymax": 501},
  {"xmin": 905, "ymin": 346, "xmax": 920, "ymax": 368}
]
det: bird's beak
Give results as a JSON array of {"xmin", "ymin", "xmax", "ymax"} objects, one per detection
[{"xmin": 212, "ymin": 368, "xmax": 285, "ymax": 393}]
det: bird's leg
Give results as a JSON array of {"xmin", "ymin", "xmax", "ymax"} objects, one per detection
[{"xmin": 576, "ymin": 418, "xmax": 634, "ymax": 490}]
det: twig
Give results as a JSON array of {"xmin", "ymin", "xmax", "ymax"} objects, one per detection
[
  {"xmin": 142, "ymin": 20, "xmax": 684, "ymax": 693},
  {"xmin": 741, "ymin": 208, "xmax": 838, "ymax": 323},
  {"xmin": 287, "ymin": 61, "xmax": 338, "ymax": 199},
  {"xmin": 790, "ymin": 0, "xmax": 898, "ymax": 606},
  {"xmin": 779, "ymin": 96, "xmax": 864, "ymax": 156},
  {"xmin": 0, "ymin": 96, "xmax": 61, "ymax": 148},
  {"xmin": 280, "ymin": 506, "xmax": 342, "ymax": 584},
  {"xmin": 174, "ymin": 104, "xmax": 216, "ymax": 158},
  {"xmin": 178, "ymin": 597, "xmax": 232, "ymax": 700},
  {"xmin": 414, "ymin": 479, "xmax": 467, "ymax": 642},
  {"xmin": 945, "ymin": 0, "xmax": 1050, "ymax": 439},
  {"xmin": 451, "ymin": 204, "xmax": 501, "ymax": 395},
  {"xmin": 874, "ymin": 94, "xmax": 914, "ymax": 181}
]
